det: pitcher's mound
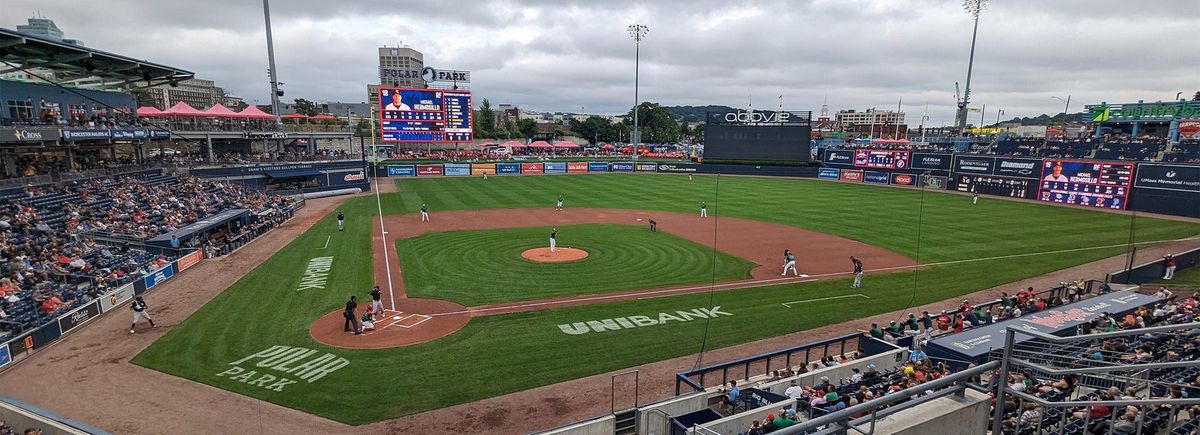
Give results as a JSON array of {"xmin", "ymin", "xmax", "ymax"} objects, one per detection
[{"xmin": 522, "ymin": 247, "xmax": 588, "ymax": 263}]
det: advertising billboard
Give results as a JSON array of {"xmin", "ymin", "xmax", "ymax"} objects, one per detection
[
  {"xmin": 587, "ymin": 162, "xmax": 610, "ymax": 172},
  {"xmin": 636, "ymin": 163, "xmax": 659, "ymax": 172},
  {"xmin": 496, "ymin": 163, "xmax": 520, "ymax": 174},
  {"xmin": 911, "ymin": 153, "xmax": 953, "ymax": 171},
  {"xmin": 57, "ymin": 300, "xmax": 102, "ymax": 334},
  {"xmin": 891, "ymin": 173, "xmax": 916, "ymax": 186},
  {"xmin": 840, "ymin": 169, "xmax": 863, "ymax": 182},
  {"xmin": 611, "ymin": 162, "xmax": 635, "ymax": 172},
  {"xmin": 953, "ymin": 155, "xmax": 995, "ymax": 175},
  {"xmin": 1134, "ymin": 163, "xmax": 1200, "ymax": 192},
  {"xmin": 443, "ymin": 163, "xmax": 471, "ymax": 176},
  {"xmin": 379, "ymin": 87, "xmax": 473, "ymax": 143},
  {"xmin": 853, "ymin": 149, "xmax": 910, "ymax": 170},
  {"xmin": 993, "ymin": 157, "xmax": 1043, "ymax": 179},
  {"xmin": 543, "ymin": 162, "xmax": 567, "ymax": 173},
  {"xmin": 1180, "ymin": 121, "xmax": 1200, "ymax": 140},
  {"xmin": 1036, "ymin": 160, "xmax": 1134, "ymax": 209},
  {"xmin": 416, "ymin": 164, "xmax": 443, "ymax": 176},
  {"xmin": 99, "ymin": 283, "xmax": 136, "ymax": 312},
  {"xmin": 567, "ymin": 162, "xmax": 589, "ymax": 173},
  {"xmin": 823, "ymin": 149, "xmax": 855, "ymax": 167},
  {"xmin": 657, "ymin": 163, "xmax": 698, "ymax": 173},
  {"xmin": 387, "ymin": 165, "xmax": 416, "ymax": 177},
  {"xmin": 863, "ymin": 171, "xmax": 891, "ymax": 184},
  {"xmin": 470, "ymin": 163, "xmax": 496, "ymax": 175},
  {"xmin": 818, "ymin": 168, "xmax": 841, "ymax": 180},
  {"xmin": 0, "ymin": 343, "xmax": 9, "ymax": 369},
  {"xmin": 520, "ymin": 163, "xmax": 544, "ymax": 174},
  {"xmin": 143, "ymin": 265, "xmax": 176, "ymax": 290}
]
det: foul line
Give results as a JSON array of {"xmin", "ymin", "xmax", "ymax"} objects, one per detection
[
  {"xmin": 320, "ymin": 235, "xmax": 330, "ymax": 249},
  {"xmin": 373, "ymin": 171, "xmax": 396, "ymax": 311},
  {"xmin": 782, "ymin": 294, "xmax": 870, "ymax": 308},
  {"xmin": 427, "ymin": 234, "xmax": 1200, "ymax": 317}
]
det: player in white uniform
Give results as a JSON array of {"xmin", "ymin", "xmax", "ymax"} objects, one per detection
[
  {"xmin": 550, "ymin": 228, "xmax": 558, "ymax": 252},
  {"xmin": 555, "ymin": 195, "xmax": 564, "ymax": 211},
  {"xmin": 782, "ymin": 250, "xmax": 798, "ymax": 276},
  {"xmin": 700, "ymin": 201, "xmax": 708, "ymax": 218},
  {"xmin": 420, "ymin": 204, "xmax": 429, "ymax": 222}
]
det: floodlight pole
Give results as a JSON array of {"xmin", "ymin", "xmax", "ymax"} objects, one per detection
[
  {"xmin": 629, "ymin": 24, "xmax": 648, "ymax": 163},
  {"xmin": 262, "ymin": 0, "xmax": 284, "ymax": 150},
  {"xmin": 956, "ymin": 0, "xmax": 988, "ymax": 136}
]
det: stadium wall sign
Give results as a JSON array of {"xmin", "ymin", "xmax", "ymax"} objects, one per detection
[
  {"xmin": 557, "ymin": 306, "xmax": 732, "ymax": 335},
  {"xmin": 217, "ymin": 345, "xmax": 349, "ymax": 392},
  {"xmin": 296, "ymin": 257, "xmax": 334, "ymax": 291},
  {"xmin": 1087, "ymin": 101, "xmax": 1200, "ymax": 122},
  {"xmin": 421, "ymin": 67, "xmax": 471, "ymax": 83}
]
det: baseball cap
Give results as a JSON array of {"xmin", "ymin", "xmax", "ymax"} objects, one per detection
[
  {"xmin": 826, "ymin": 392, "xmax": 839, "ymax": 401},
  {"xmin": 867, "ymin": 364, "xmax": 877, "ymax": 369},
  {"xmin": 767, "ymin": 413, "xmax": 775, "ymax": 420}
]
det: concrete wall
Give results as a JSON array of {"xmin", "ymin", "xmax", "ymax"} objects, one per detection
[
  {"xmin": 637, "ymin": 393, "xmax": 709, "ymax": 435},
  {"xmin": 870, "ymin": 389, "xmax": 991, "ymax": 435},
  {"xmin": 534, "ymin": 414, "xmax": 615, "ymax": 435},
  {"xmin": 692, "ymin": 402, "xmax": 782, "ymax": 435},
  {"xmin": 0, "ymin": 399, "xmax": 105, "ymax": 435},
  {"xmin": 757, "ymin": 347, "xmax": 908, "ymax": 396}
]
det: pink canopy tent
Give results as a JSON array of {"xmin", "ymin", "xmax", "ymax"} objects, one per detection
[
  {"xmin": 527, "ymin": 141, "xmax": 553, "ymax": 149},
  {"xmin": 136, "ymin": 106, "xmax": 163, "ymax": 117},
  {"xmin": 280, "ymin": 113, "xmax": 309, "ymax": 119},
  {"xmin": 202, "ymin": 104, "xmax": 242, "ymax": 118},
  {"xmin": 236, "ymin": 106, "xmax": 276, "ymax": 119},
  {"xmin": 501, "ymin": 140, "xmax": 525, "ymax": 148},
  {"xmin": 161, "ymin": 102, "xmax": 206, "ymax": 117},
  {"xmin": 600, "ymin": 143, "xmax": 616, "ymax": 150},
  {"xmin": 552, "ymin": 141, "xmax": 581, "ymax": 149}
]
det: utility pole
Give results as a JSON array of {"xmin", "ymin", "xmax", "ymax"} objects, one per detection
[{"xmin": 956, "ymin": 0, "xmax": 990, "ymax": 136}]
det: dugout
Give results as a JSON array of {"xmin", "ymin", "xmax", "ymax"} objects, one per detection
[{"xmin": 144, "ymin": 208, "xmax": 251, "ymax": 252}]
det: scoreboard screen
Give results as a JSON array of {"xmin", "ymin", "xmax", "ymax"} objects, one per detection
[
  {"xmin": 854, "ymin": 149, "xmax": 910, "ymax": 170},
  {"xmin": 953, "ymin": 174, "xmax": 1035, "ymax": 199},
  {"xmin": 379, "ymin": 87, "xmax": 473, "ymax": 143},
  {"xmin": 1036, "ymin": 160, "xmax": 1134, "ymax": 209}
]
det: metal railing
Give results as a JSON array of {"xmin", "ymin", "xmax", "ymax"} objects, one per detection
[{"xmin": 675, "ymin": 333, "xmax": 863, "ymax": 395}]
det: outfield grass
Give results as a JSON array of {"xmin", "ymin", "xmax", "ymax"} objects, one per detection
[
  {"xmin": 133, "ymin": 174, "xmax": 1200, "ymax": 424},
  {"xmin": 397, "ymin": 224, "xmax": 756, "ymax": 305}
]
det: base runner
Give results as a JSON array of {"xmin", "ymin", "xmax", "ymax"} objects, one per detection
[
  {"xmin": 130, "ymin": 296, "xmax": 156, "ymax": 334},
  {"xmin": 782, "ymin": 249, "xmax": 798, "ymax": 276}
]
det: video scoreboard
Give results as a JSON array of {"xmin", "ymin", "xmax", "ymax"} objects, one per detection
[
  {"xmin": 379, "ymin": 87, "xmax": 473, "ymax": 143},
  {"xmin": 854, "ymin": 149, "xmax": 910, "ymax": 170},
  {"xmin": 1036, "ymin": 160, "xmax": 1134, "ymax": 209}
]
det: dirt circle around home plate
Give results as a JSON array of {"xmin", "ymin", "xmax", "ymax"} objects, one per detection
[{"xmin": 521, "ymin": 247, "xmax": 589, "ymax": 263}]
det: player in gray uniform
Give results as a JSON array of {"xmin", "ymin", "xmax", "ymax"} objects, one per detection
[{"xmin": 130, "ymin": 296, "xmax": 156, "ymax": 334}]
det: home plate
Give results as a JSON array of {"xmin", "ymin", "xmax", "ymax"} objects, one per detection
[
  {"xmin": 393, "ymin": 316, "xmax": 402, "ymax": 320},
  {"xmin": 799, "ymin": 274, "xmax": 811, "ymax": 277}
]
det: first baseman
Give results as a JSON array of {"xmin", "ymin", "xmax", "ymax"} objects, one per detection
[
  {"xmin": 550, "ymin": 227, "xmax": 558, "ymax": 252},
  {"xmin": 130, "ymin": 296, "xmax": 155, "ymax": 334},
  {"xmin": 420, "ymin": 203, "xmax": 429, "ymax": 222},
  {"xmin": 782, "ymin": 249, "xmax": 798, "ymax": 276}
]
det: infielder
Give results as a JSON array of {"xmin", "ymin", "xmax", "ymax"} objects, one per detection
[
  {"xmin": 556, "ymin": 194, "xmax": 564, "ymax": 210},
  {"xmin": 420, "ymin": 204, "xmax": 429, "ymax": 222},
  {"xmin": 700, "ymin": 201, "xmax": 708, "ymax": 218},
  {"xmin": 851, "ymin": 256, "xmax": 864, "ymax": 288},
  {"xmin": 369, "ymin": 285, "xmax": 384, "ymax": 315},
  {"xmin": 337, "ymin": 211, "xmax": 345, "ymax": 231},
  {"xmin": 782, "ymin": 249, "xmax": 798, "ymax": 276},
  {"xmin": 129, "ymin": 296, "xmax": 155, "ymax": 334},
  {"xmin": 549, "ymin": 228, "xmax": 558, "ymax": 252}
]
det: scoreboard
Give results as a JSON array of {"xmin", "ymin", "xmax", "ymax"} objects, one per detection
[
  {"xmin": 1036, "ymin": 160, "xmax": 1134, "ymax": 209},
  {"xmin": 379, "ymin": 87, "xmax": 473, "ymax": 143},
  {"xmin": 854, "ymin": 149, "xmax": 910, "ymax": 170}
]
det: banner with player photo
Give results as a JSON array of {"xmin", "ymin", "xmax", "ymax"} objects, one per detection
[{"xmin": 1036, "ymin": 160, "xmax": 1134, "ymax": 209}]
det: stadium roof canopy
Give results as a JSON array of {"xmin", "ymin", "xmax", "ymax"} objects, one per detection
[{"xmin": 0, "ymin": 27, "xmax": 193, "ymax": 87}]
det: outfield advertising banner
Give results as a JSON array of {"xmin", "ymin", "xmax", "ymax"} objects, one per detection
[
  {"xmin": 587, "ymin": 162, "xmax": 609, "ymax": 172},
  {"xmin": 416, "ymin": 164, "xmax": 443, "ymax": 176},
  {"xmin": 864, "ymin": 171, "xmax": 891, "ymax": 184},
  {"xmin": 912, "ymin": 153, "xmax": 953, "ymax": 171},
  {"xmin": 57, "ymin": 300, "xmax": 102, "ymax": 334},
  {"xmin": 953, "ymin": 156, "xmax": 995, "ymax": 175},
  {"xmin": 657, "ymin": 163, "xmax": 699, "ymax": 173},
  {"xmin": 520, "ymin": 163, "xmax": 544, "ymax": 173},
  {"xmin": 470, "ymin": 163, "xmax": 497, "ymax": 175},
  {"xmin": 891, "ymin": 173, "xmax": 915, "ymax": 186},
  {"xmin": 818, "ymin": 168, "xmax": 841, "ymax": 180},
  {"xmin": 443, "ymin": 164, "xmax": 471, "ymax": 176},
  {"xmin": 610, "ymin": 162, "xmax": 635, "ymax": 172},
  {"xmin": 143, "ymin": 265, "xmax": 176, "ymax": 290},
  {"xmin": 823, "ymin": 149, "xmax": 855, "ymax": 167},
  {"xmin": 993, "ymin": 157, "xmax": 1043, "ymax": 179},
  {"xmin": 921, "ymin": 175, "xmax": 949, "ymax": 189},
  {"xmin": 567, "ymin": 162, "xmax": 589, "ymax": 173},
  {"xmin": 840, "ymin": 169, "xmax": 863, "ymax": 182},
  {"xmin": 543, "ymin": 162, "xmax": 567, "ymax": 173},
  {"xmin": 175, "ymin": 250, "xmax": 203, "ymax": 272},
  {"xmin": 99, "ymin": 283, "xmax": 136, "ymax": 312},
  {"xmin": 1134, "ymin": 163, "xmax": 1200, "ymax": 192},
  {"xmin": 496, "ymin": 163, "xmax": 520, "ymax": 174},
  {"xmin": 386, "ymin": 165, "xmax": 416, "ymax": 177},
  {"xmin": 636, "ymin": 163, "xmax": 658, "ymax": 172}
]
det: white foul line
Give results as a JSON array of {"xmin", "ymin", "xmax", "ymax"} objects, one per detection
[
  {"xmin": 782, "ymin": 294, "xmax": 870, "ymax": 308},
  {"xmin": 321, "ymin": 235, "xmax": 330, "ymax": 249},
  {"xmin": 373, "ymin": 172, "xmax": 396, "ymax": 311}
]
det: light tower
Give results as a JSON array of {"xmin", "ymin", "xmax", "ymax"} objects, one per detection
[
  {"xmin": 955, "ymin": 0, "xmax": 989, "ymax": 136},
  {"xmin": 628, "ymin": 24, "xmax": 649, "ymax": 162}
]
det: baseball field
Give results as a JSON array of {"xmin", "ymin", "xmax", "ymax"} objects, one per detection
[{"xmin": 132, "ymin": 173, "xmax": 1200, "ymax": 424}]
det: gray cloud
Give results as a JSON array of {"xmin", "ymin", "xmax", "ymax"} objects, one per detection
[{"xmin": 4, "ymin": 0, "xmax": 1197, "ymax": 124}]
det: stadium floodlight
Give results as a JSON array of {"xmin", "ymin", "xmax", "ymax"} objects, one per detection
[
  {"xmin": 628, "ymin": 24, "xmax": 648, "ymax": 162},
  {"xmin": 955, "ymin": 0, "xmax": 989, "ymax": 136}
]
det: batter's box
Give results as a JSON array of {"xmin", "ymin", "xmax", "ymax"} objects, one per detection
[{"xmin": 394, "ymin": 314, "xmax": 431, "ymax": 328}]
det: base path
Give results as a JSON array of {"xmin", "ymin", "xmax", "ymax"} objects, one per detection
[{"xmin": 314, "ymin": 208, "xmax": 918, "ymax": 349}]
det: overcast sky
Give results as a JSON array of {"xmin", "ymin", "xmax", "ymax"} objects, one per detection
[{"xmin": 6, "ymin": 0, "xmax": 1198, "ymax": 125}]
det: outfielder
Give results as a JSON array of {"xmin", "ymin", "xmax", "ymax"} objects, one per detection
[
  {"xmin": 550, "ymin": 228, "xmax": 558, "ymax": 252},
  {"xmin": 420, "ymin": 204, "xmax": 429, "ymax": 222},
  {"xmin": 972, "ymin": 192, "xmax": 978, "ymax": 205},
  {"xmin": 337, "ymin": 211, "xmax": 345, "ymax": 231},
  {"xmin": 129, "ymin": 296, "xmax": 155, "ymax": 334},
  {"xmin": 851, "ymin": 256, "xmax": 864, "ymax": 288},
  {"xmin": 369, "ymin": 285, "xmax": 384, "ymax": 315},
  {"xmin": 782, "ymin": 249, "xmax": 798, "ymax": 276},
  {"xmin": 700, "ymin": 201, "xmax": 707, "ymax": 218},
  {"xmin": 556, "ymin": 194, "xmax": 564, "ymax": 210}
]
